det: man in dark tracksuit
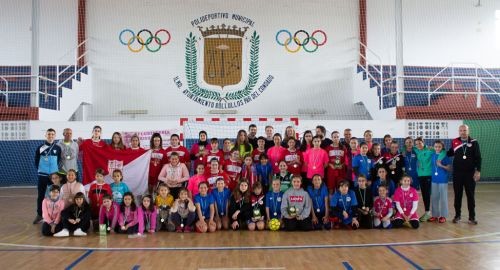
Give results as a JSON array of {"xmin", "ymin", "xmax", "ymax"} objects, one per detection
[{"xmin": 447, "ymin": 125, "xmax": 481, "ymax": 225}]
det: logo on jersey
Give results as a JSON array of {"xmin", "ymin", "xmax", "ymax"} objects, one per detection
[
  {"xmin": 173, "ymin": 13, "xmax": 274, "ymax": 109},
  {"xmin": 289, "ymin": 195, "xmax": 304, "ymax": 202}
]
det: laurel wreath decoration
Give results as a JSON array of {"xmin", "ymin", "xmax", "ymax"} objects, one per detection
[{"xmin": 185, "ymin": 31, "xmax": 260, "ymax": 101}]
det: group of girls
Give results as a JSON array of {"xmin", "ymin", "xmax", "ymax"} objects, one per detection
[{"xmin": 41, "ymin": 125, "xmax": 452, "ymax": 236}]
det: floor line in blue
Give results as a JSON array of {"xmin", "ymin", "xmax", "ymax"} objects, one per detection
[
  {"xmin": 387, "ymin": 246, "xmax": 423, "ymax": 270},
  {"xmin": 131, "ymin": 265, "xmax": 140, "ymax": 270},
  {"xmin": 65, "ymin": 249, "xmax": 94, "ymax": 270},
  {"xmin": 342, "ymin": 261, "xmax": 354, "ymax": 270}
]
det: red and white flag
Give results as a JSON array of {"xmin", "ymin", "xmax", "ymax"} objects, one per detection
[{"xmin": 81, "ymin": 146, "xmax": 151, "ymax": 196}]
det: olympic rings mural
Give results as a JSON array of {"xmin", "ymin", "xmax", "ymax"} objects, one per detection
[
  {"xmin": 119, "ymin": 28, "xmax": 171, "ymax": 53},
  {"xmin": 275, "ymin": 29, "xmax": 327, "ymax": 53}
]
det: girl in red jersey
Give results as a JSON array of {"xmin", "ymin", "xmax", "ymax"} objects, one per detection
[
  {"xmin": 233, "ymin": 129, "xmax": 253, "ymax": 160},
  {"xmin": 241, "ymin": 154, "xmax": 258, "ymax": 189},
  {"xmin": 128, "ymin": 134, "xmax": 143, "ymax": 151},
  {"xmin": 148, "ymin": 133, "xmax": 167, "ymax": 194},
  {"xmin": 251, "ymin": 136, "xmax": 267, "ymax": 164},
  {"xmin": 165, "ymin": 134, "xmax": 190, "ymax": 166},
  {"xmin": 248, "ymin": 182, "xmax": 266, "ymax": 231},
  {"xmin": 325, "ymin": 131, "xmax": 348, "ymax": 193},
  {"xmin": 205, "ymin": 158, "xmax": 231, "ymax": 190},
  {"xmin": 78, "ymin": 126, "xmax": 108, "ymax": 185},
  {"xmin": 109, "ymin": 132, "xmax": 126, "ymax": 151},
  {"xmin": 284, "ymin": 138, "xmax": 303, "ymax": 176},
  {"xmin": 204, "ymin": 138, "xmax": 224, "ymax": 170},
  {"xmin": 303, "ymin": 136, "xmax": 329, "ymax": 186},
  {"xmin": 372, "ymin": 185, "xmax": 393, "ymax": 229},
  {"xmin": 222, "ymin": 138, "xmax": 233, "ymax": 161},
  {"xmin": 190, "ymin": 131, "xmax": 211, "ymax": 168},
  {"xmin": 88, "ymin": 168, "xmax": 112, "ymax": 230},
  {"xmin": 224, "ymin": 150, "xmax": 243, "ymax": 190}
]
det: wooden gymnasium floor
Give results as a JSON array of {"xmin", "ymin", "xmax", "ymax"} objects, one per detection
[{"xmin": 1, "ymin": 185, "xmax": 500, "ymax": 270}]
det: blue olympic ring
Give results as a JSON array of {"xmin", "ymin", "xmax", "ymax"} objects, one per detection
[
  {"xmin": 119, "ymin": 28, "xmax": 171, "ymax": 53},
  {"xmin": 275, "ymin": 29, "xmax": 327, "ymax": 53}
]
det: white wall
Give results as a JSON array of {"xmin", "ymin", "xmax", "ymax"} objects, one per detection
[
  {"xmin": 86, "ymin": 0, "xmax": 368, "ymax": 120},
  {"xmin": 0, "ymin": 0, "xmax": 77, "ymax": 65},
  {"xmin": 367, "ymin": 0, "xmax": 500, "ymax": 67}
]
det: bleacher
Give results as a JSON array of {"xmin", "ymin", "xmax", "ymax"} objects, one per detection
[
  {"xmin": 358, "ymin": 65, "xmax": 500, "ymax": 119},
  {"xmin": 0, "ymin": 66, "xmax": 88, "ymax": 108}
]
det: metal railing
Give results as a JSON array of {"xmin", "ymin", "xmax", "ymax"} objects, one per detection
[
  {"xmin": 358, "ymin": 41, "xmax": 401, "ymax": 109},
  {"xmin": 427, "ymin": 62, "xmax": 500, "ymax": 108},
  {"xmin": 0, "ymin": 39, "xmax": 88, "ymax": 109}
]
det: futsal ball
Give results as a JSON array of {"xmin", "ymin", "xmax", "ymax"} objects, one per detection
[{"xmin": 269, "ymin": 218, "xmax": 281, "ymax": 231}]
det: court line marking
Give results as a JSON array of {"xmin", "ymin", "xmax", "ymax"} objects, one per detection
[
  {"xmin": 198, "ymin": 268, "xmax": 285, "ymax": 270},
  {"xmin": 342, "ymin": 261, "xmax": 354, "ymax": 270},
  {"xmin": 0, "ymin": 239, "xmax": 500, "ymax": 253},
  {"xmin": 131, "ymin": 265, "xmax": 140, "ymax": 270},
  {"xmin": 0, "ymin": 232, "xmax": 499, "ymax": 251},
  {"xmin": 65, "ymin": 249, "xmax": 94, "ymax": 270},
  {"xmin": 387, "ymin": 246, "xmax": 423, "ymax": 270}
]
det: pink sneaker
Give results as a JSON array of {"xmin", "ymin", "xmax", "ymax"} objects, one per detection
[
  {"xmin": 184, "ymin": 226, "xmax": 193, "ymax": 233},
  {"xmin": 438, "ymin": 217, "xmax": 446, "ymax": 223}
]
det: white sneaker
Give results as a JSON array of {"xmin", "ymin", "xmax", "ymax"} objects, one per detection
[
  {"xmin": 53, "ymin": 229, "xmax": 69, "ymax": 237},
  {"xmin": 73, "ymin": 228, "xmax": 87, "ymax": 236}
]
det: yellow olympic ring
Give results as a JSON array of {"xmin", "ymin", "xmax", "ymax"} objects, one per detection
[
  {"xmin": 284, "ymin": 37, "xmax": 301, "ymax": 53},
  {"xmin": 127, "ymin": 36, "xmax": 144, "ymax": 53}
]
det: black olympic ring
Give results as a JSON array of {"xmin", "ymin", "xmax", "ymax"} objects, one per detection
[
  {"xmin": 119, "ymin": 28, "xmax": 171, "ymax": 53},
  {"xmin": 275, "ymin": 29, "xmax": 327, "ymax": 53}
]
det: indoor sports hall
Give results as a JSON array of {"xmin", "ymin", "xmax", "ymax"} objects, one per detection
[{"xmin": 0, "ymin": 0, "xmax": 499, "ymax": 269}]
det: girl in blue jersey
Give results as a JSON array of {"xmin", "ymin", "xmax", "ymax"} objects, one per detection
[
  {"xmin": 430, "ymin": 140, "xmax": 452, "ymax": 223},
  {"xmin": 194, "ymin": 182, "xmax": 216, "ymax": 233},
  {"xmin": 330, "ymin": 180, "xmax": 359, "ymax": 229},
  {"xmin": 110, "ymin": 169, "xmax": 130, "ymax": 204},
  {"xmin": 266, "ymin": 179, "xmax": 284, "ymax": 230},
  {"xmin": 212, "ymin": 178, "xmax": 230, "ymax": 230},
  {"xmin": 307, "ymin": 175, "xmax": 331, "ymax": 230}
]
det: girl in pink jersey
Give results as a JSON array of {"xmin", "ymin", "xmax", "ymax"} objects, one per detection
[
  {"xmin": 392, "ymin": 175, "xmax": 420, "ymax": 229},
  {"xmin": 138, "ymin": 194, "xmax": 157, "ymax": 234},
  {"xmin": 187, "ymin": 164, "xmax": 208, "ymax": 198},
  {"xmin": 267, "ymin": 133, "xmax": 287, "ymax": 174},
  {"xmin": 304, "ymin": 136, "xmax": 329, "ymax": 185}
]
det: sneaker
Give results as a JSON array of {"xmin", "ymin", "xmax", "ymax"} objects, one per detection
[
  {"xmin": 468, "ymin": 219, "xmax": 478, "ymax": 225},
  {"xmin": 428, "ymin": 217, "xmax": 438, "ymax": 222},
  {"xmin": 438, "ymin": 217, "xmax": 446, "ymax": 223},
  {"xmin": 184, "ymin": 226, "xmax": 192, "ymax": 233},
  {"xmin": 73, "ymin": 228, "xmax": 87, "ymax": 236},
  {"xmin": 452, "ymin": 216, "xmax": 461, "ymax": 223},
  {"xmin": 54, "ymin": 229, "xmax": 69, "ymax": 237},
  {"xmin": 33, "ymin": 215, "xmax": 43, "ymax": 224},
  {"xmin": 175, "ymin": 226, "xmax": 183, "ymax": 233},
  {"xmin": 419, "ymin": 213, "xmax": 431, "ymax": 222}
]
